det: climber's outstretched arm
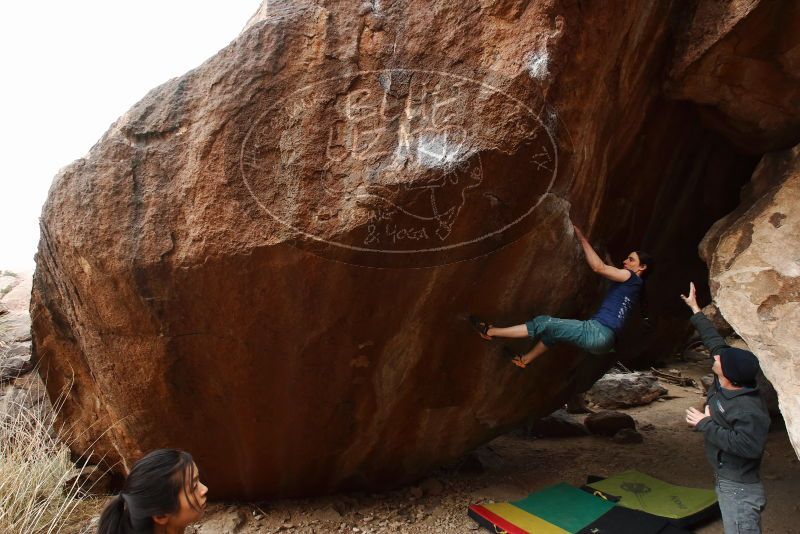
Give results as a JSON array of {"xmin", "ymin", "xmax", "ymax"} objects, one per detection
[{"xmin": 573, "ymin": 223, "xmax": 631, "ymax": 283}]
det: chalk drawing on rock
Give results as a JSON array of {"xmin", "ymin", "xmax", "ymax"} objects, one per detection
[{"xmin": 240, "ymin": 67, "xmax": 560, "ymax": 267}]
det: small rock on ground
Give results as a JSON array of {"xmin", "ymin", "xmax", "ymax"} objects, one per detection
[{"xmin": 585, "ymin": 411, "xmax": 636, "ymax": 437}]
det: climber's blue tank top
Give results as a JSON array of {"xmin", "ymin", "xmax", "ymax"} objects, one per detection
[{"xmin": 590, "ymin": 270, "xmax": 643, "ymax": 335}]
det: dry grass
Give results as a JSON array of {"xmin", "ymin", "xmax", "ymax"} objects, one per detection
[{"xmin": 0, "ymin": 377, "xmax": 113, "ymax": 533}]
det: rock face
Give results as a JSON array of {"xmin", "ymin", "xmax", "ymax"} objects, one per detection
[
  {"xmin": 703, "ymin": 145, "xmax": 800, "ymax": 456},
  {"xmin": 0, "ymin": 271, "xmax": 47, "ymax": 430},
  {"xmin": 667, "ymin": 0, "xmax": 800, "ymax": 153},
  {"xmin": 700, "ymin": 303, "xmax": 733, "ymax": 338},
  {"xmin": 1, "ymin": 272, "xmax": 34, "ymax": 384},
  {"xmin": 30, "ymin": 0, "xmax": 793, "ymax": 497}
]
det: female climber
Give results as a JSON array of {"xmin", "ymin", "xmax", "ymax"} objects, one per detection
[
  {"xmin": 97, "ymin": 449, "xmax": 208, "ymax": 534},
  {"xmin": 471, "ymin": 222, "xmax": 652, "ymax": 368}
]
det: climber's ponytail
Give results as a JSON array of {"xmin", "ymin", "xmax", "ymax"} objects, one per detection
[
  {"xmin": 635, "ymin": 250, "xmax": 654, "ymax": 279},
  {"xmin": 97, "ymin": 494, "xmax": 132, "ymax": 534}
]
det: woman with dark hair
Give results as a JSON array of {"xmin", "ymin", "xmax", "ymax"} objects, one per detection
[
  {"xmin": 98, "ymin": 449, "xmax": 208, "ymax": 534},
  {"xmin": 471, "ymin": 221, "xmax": 653, "ymax": 368}
]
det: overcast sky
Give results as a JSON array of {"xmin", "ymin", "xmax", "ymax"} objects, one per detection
[{"xmin": 0, "ymin": 1, "xmax": 261, "ymax": 271}]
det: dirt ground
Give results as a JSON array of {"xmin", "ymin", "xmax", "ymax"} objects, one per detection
[{"xmin": 108, "ymin": 359, "xmax": 795, "ymax": 534}]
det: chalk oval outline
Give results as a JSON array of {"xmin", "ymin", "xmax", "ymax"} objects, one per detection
[{"xmin": 240, "ymin": 68, "xmax": 558, "ymax": 255}]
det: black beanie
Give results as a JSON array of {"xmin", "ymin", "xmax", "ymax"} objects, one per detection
[{"xmin": 718, "ymin": 347, "xmax": 760, "ymax": 386}]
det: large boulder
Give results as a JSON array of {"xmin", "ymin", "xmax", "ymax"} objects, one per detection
[
  {"xmin": 30, "ymin": 1, "xmax": 769, "ymax": 497},
  {"xmin": 704, "ymin": 144, "xmax": 800, "ymax": 456}
]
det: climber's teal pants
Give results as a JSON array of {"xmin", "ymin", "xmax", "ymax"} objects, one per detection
[{"xmin": 525, "ymin": 316, "xmax": 615, "ymax": 355}]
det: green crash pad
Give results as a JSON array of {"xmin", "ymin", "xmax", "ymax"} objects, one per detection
[
  {"xmin": 586, "ymin": 470, "xmax": 718, "ymax": 525},
  {"xmin": 510, "ymin": 483, "xmax": 616, "ymax": 532}
]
